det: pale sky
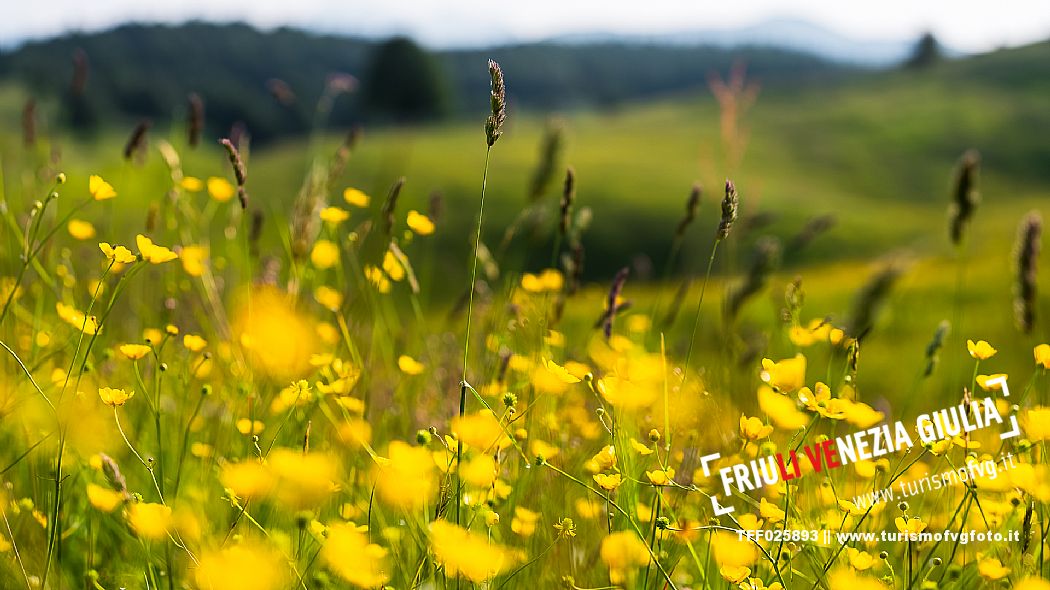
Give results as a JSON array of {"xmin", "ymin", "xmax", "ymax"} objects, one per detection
[{"xmin": 2, "ymin": 0, "xmax": 1048, "ymax": 51}]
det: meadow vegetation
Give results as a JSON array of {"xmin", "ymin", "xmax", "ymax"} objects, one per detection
[{"xmin": 0, "ymin": 38, "xmax": 1048, "ymax": 590}]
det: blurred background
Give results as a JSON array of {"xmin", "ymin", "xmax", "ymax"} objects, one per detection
[{"xmin": 0, "ymin": 1, "xmax": 1048, "ymax": 289}]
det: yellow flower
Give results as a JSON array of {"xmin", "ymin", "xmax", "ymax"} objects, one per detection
[
  {"xmin": 382, "ymin": 250, "xmax": 405, "ymax": 281},
  {"xmin": 737, "ymin": 513, "xmax": 764, "ymax": 530},
  {"xmin": 322, "ymin": 523, "xmax": 390, "ymax": 588},
  {"xmin": 846, "ymin": 547, "xmax": 875, "ymax": 570},
  {"xmin": 375, "ymin": 441, "xmax": 437, "ymax": 509},
  {"xmin": 89, "ymin": 174, "xmax": 116, "ymax": 200},
  {"xmin": 67, "ymin": 219, "xmax": 96, "ymax": 240},
  {"xmin": 976, "ymin": 373, "xmax": 1008, "ymax": 391},
  {"xmin": 720, "ymin": 566, "xmax": 751, "ymax": 584},
  {"xmin": 86, "ymin": 483, "xmax": 123, "ymax": 512},
  {"xmin": 126, "ymin": 502, "xmax": 172, "ymax": 540},
  {"xmin": 236, "ymin": 419, "xmax": 265, "ymax": 435},
  {"xmin": 136, "ymin": 234, "xmax": 178, "ymax": 264},
  {"xmin": 207, "ymin": 176, "xmax": 235, "ymax": 202},
  {"xmin": 593, "ymin": 473, "xmax": 623, "ymax": 491},
  {"xmin": 511, "ymin": 506, "xmax": 540, "ymax": 537},
  {"xmin": 1016, "ymin": 578, "xmax": 1050, "ymax": 590},
  {"xmin": 758, "ymin": 498, "xmax": 785, "ymax": 523},
  {"xmin": 977, "ymin": 556, "xmax": 1010, "ymax": 580},
  {"xmin": 118, "ymin": 344, "xmax": 151, "ymax": 360},
  {"xmin": 311, "ymin": 239, "xmax": 340, "ymax": 269},
  {"xmin": 99, "ymin": 242, "xmax": 137, "ymax": 264},
  {"xmin": 343, "ymin": 187, "xmax": 371, "ymax": 207},
  {"xmin": 314, "ymin": 286, "xmax": 343, "ymax": 311},
  {"xmin": 461, "ymin": 455, "xmax": 497, "ymax": 488},
  {"xmin": 406, "ymin": 210, "xmax": 435, "ymax": 235},
  {"xmin": 894, "ymin": 516, "xmax": 927, "ymax": 535},
  {"xmin": 798, "ymin": 382, "xmax": 848, "ymax": 420},
  {"xmin": 452, "ymin": 410, "xmax": 510, "ymax": 451},
  {"xmin": 760, "ymin": 354, "xmax": 806, "ymax": 392},
  {"xmin": 183, "ymin": 334, "xmax": 207, "ymax": 352},
  {"xmin": 221, "ymin": 461, "xmax": 274, "ymax": 499},
  {"xmin": 543, "ymin": 358, "xmax": 581, "ymax": 384},
  {"xmin": 967, "ymin": 339, "xmax": 997, "ymax": 360},
  {"xmin": 739, "ymin": 415, "xmax": 773, "ymax": 441},
  {"xmin": 841, "ymin": 400, "xmax": 885, "ymax": 428},
  {"xmin": 588, "ymin": 446, "xmax": 617, "ymax": 472},
  {"xmin": 826, "ymin": 570, "xmax": 886, "ymax": 590},
  {"xmin": 142, "ymin": 329, "xmax": 163, "ymax": 344},
  {"xmin": 600, "ymin": 531, "xmax": 650, "ymax": 580},
  {"xmin": 837, "ymin": 499, "xmax": 867, "ymax": 517},
  {"xmin": 57, "ymin": 302, "xmax": 100, "ymax": 334},
  {"xmin": 364, "ymin": 265, "xmax": 391, "ymax": 293},
  {"xmin": 98, "ymin": 387, "xmax": 134, "ymax": 407},
  {"xmin": 520, "ymin": 269, "xmax": 564, "ymax": 293},
  {"xmin": 1035, "ymin": 344, "xmax": 1050, "ymax": 369},
  {"xmin": 320, "ymin": 207, "xmax": 350, "ymax": 225},
  {"xmin": 267, "ymin": 449, "xmax": 339, "ymax": 508},
  {"xmin": 179, "ymin": 176, "xmax": 203, "ymax": 192},
  {"xmin": 1023, "ymin": 407, "xmax": 1050, "ymax": 441},
  {"xmin": 180, "ymin": 245, "xmax": 207, "ymax": 277},
  {"xmin": 739, "ymin": 579, "xmax": 785, "ymax": 590},
  {"xmin": 630, "ymin": 438, "xmax": 654, "ymax": 455},
  {"xmin": 430, "ymin": 520, "xmax": 516, "ymax": 581},
  {"xmin": 645, "ymin": 468, "xmax": 675, "ymax": 486},
  {"xmin": 196, "ymin": 543, "xmax": 288, "ymax": 590},
  {"xmin": 398, "ymin": 355, "xmax": 424, "ymax": 375},
  {"xmin": 757, "ymin": 385, "xmax": 809, "ymax": 429}
]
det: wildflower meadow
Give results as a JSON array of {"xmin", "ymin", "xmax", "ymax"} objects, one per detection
[{"xmin": 0, "ymin": 50, "xmax": 1049, "ymax": 590}]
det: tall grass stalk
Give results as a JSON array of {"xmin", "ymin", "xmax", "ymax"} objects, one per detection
[
  {"xmin": 683, "ymin": 180, "xmax": 736, "ymax": 380},
  {"xmin": 458, "ymin": 59, "xmax": 506, "ymax": 529},
  {"xmin": 457, "ymin": 145, "xmax": 491, "ymax": 527}
]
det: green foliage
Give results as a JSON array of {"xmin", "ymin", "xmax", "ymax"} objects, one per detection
[
  {"xmin": 904, "ymin": 32, "xmax": 942, "ymax": 69},
  {"xmin": 0, "ymin": 22, "xmax": 846, "ymax": 143},
  {"xmin": 363, "ymin": 36, "xmax": 450, "ymax": 121}
]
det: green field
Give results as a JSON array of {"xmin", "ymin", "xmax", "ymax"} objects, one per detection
[{"xmin": 0, "ymin": 38, "xmax": 1049, "ymax": 590}]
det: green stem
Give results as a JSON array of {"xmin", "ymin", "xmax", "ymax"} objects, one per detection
[
  {"xmin": 682, "ymin": 239, "xmax": 721, "ymax": 383},
  {"xmin": 458, "ymin": 146, "xmax": 493, "ymax": 527}
]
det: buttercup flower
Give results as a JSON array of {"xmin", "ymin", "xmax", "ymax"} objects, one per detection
[
  {"xmin": 98, "ymin": 387, "xmax": 134, "ymax": 407},
  {"xmin": 967, "ymin": 339, "xmax": 997, "ymax": 360},
  {"xmin": 136, "ymin": 235, "xmax": 178, "ymax": 264},
  {"xmin": 99, "ymin": 242, "xmax": 137, "ymax": 264},
  {"xmin": 406, "ymin": 210, "xmax": 435, "ymax": 235},
  {"xmin": 320, "ymin": 207, "xmax": 350, "ymax": 224},
  {"xmin": 89, "ymin": 174, "xmax": 116, "ymax": 200},
  {"xmin": 977, "ymin": 556, "xmax": 1010, "ymax": 581},
  {"xmin": 183, "ymin": 334, "xmax": 208, "ymax": 352},
  {"xmin": 343, "ymin": 187, "xmax": 370, "ymax": 207},
  {"xmin": 207, "ymin": 177, "xmax": 235, "ymax": 202},
  {"xmin": 398, "ymin": 355, "xmax": 424, "ymax": 375},
  {"xmin": 739, "ymin": 415, "xmax": 773, "ymax": 441},
  {"xmin": 118, "ymin": 344, "xmax": 151, "ymax": 360},
  {"xmin": 645, "ymin": 468, "xmax": 675, "ymax": 486},
  {"xmin": 1035, "ymin": 344, "xmax": 1050, "ymax": 369},
  {"xmin": 67, "ymin": 219, "xmax": 96, "ymax": 240},
  {"xmin": 760, "ymin": 354, "xmax": 806, "ymax": 392},
  {"xmin": 593, "ymin": 473, "xmax": 623, "ymax": 491}
]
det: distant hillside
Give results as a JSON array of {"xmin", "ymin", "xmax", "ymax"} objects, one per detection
[{"xmin": 0, "ymin": 21, "xmax": 849, "ymax": 143}]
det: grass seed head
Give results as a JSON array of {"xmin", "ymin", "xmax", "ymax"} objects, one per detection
[
  {"xmin": 187, "ymin": 92, "xmax": 204, "ymax": 148},
  {"xmin": 717, "ymin": 179, "xmax": 739, "ymax": 240},
  {"xmin": 1014, "ymin": 210, "xmax": 1042, "ymax": 333},
  {"xmin": 948, "ymin": 149, "xmax": 980, "ymax": 245},
  {"xmin": 675, "ymin": 183, "xmax": 702, "ymax": 239},
  {"xmin": 485, "ymin": 59, "xmax": 506, "ymax": 147}
]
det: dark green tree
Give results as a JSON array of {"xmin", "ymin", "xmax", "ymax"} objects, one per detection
[
  {"xmin": 904, "ymin": 32, "xmax": 942, "ymax": 69},
  {"xmin": 362, "ymin": 37, "xmax": 449, "ymax": 122}
]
